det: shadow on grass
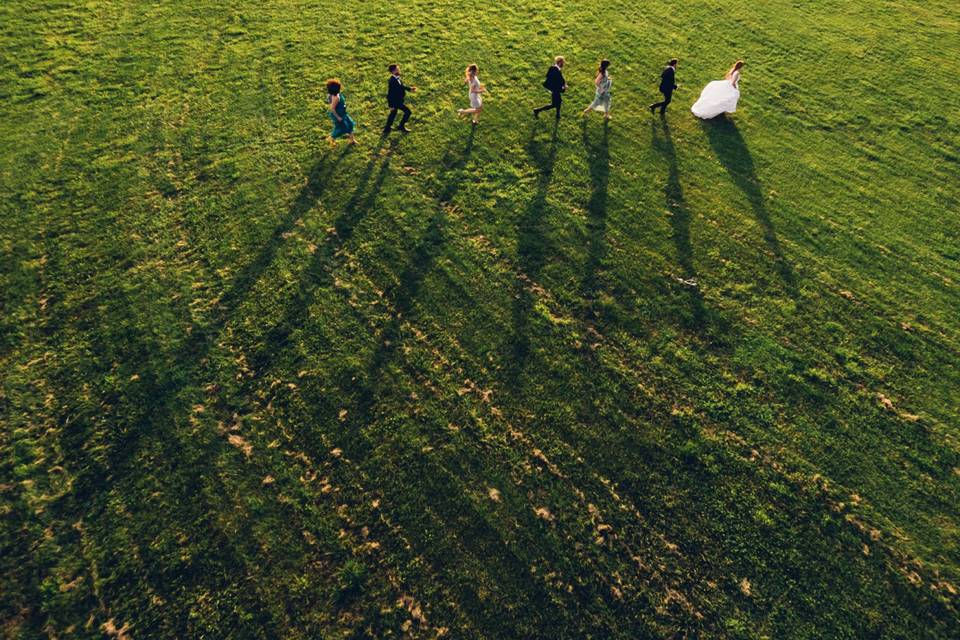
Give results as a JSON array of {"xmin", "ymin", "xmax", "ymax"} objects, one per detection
[
  {"xmin": 58, "ymin": 141, "xmax": 364, "ymax": 503},
  {"xmin": 216, "ymin": 145, "xmax": 354, "ymax": 313},
  {"xmin": 249, "ymin": 138, "xmax": 396, "ymax": 369},
  {"xmin": 68, "ymin": 138, "xmax": 394, "ymax": 493},
  {"xmin": 53, "ymin": 294, "xmax": 282, "ymax": 637},
  {"xmin": 702, "ymin": 117, "xmax": 798, "ymax": 297},
  {"xmin": 48, "ymin": 141, "xmax": 390, "ymax": 635},
  {"xmin": 580, "ymin": 118, "xmax": 609, "ymax": 306},
  {"xmin": 251, "ymin": 130, "xmax": 573, "ymax": 632},
  {"xmin": 651, "ymin": 118, "xmax": 706, "ymax": 328},
  {"xmin": 351, "ymin": 127, "xmax": 476, "ymax": 430},
  {"xmin": 326, "ymin": 128, "xmax": 573, "ymax": 636},
  {"xmin": 510, "ymin": 119, "xmax": 559, "ymax": 375}
]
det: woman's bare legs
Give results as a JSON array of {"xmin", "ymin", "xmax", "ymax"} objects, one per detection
[{"xmin": 457, "ymin": 106, "xmax": 482, "ymax": 124}]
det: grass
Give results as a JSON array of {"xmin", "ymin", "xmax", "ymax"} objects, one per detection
[{"xmin": 1, "ymin": 0, "xmax": 959, "ymax": 637}]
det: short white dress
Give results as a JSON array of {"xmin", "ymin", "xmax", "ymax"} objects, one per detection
[{"xmin": 468, "ymin": 75, "xmax": 483, "ymax": 109}]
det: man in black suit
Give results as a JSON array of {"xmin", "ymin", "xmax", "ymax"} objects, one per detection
[
  {"xmin": 533, "ymin": 56, "xmax": 567, "ymax": 119},
  {"xmin": 649, "ymin": 59, "xmax": 679, "ymax": 115},
  {"xmin": 384, "ymin": 63, "xmax": 416, "ymax": 134}
]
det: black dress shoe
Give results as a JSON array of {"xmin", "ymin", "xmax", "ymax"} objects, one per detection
[
  {"xmin": 649, "ymin": 104, "xmax": 656, "ymax": 114},
  {"xmin": 533, "ymin": 108, "xmax": 540, "ymax": 119}
]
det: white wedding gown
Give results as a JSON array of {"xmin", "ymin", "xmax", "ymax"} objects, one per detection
[{"xmin": 691, "ymin": 72, "xmax": 740, "ymax": 119}]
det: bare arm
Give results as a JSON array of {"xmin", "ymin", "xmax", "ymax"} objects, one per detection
[{"xmin": 329, "ymin": 95, "xmax": 342, "ymax": 121}]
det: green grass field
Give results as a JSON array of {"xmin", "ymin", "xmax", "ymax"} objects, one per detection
[{"xmin": 2, "ymin": 1, "xmax": 959, "ymax": 637}]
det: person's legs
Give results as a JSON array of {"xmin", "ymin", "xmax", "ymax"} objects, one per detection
[
  {"xmin": 398, "ymin": 104, "xmax": 412, "ymax": 129},
  {"xmin": 552, "ymin": 91, "xmax": 562, "ymax": 119},
  {"xmin": 659, "ymin": 90, "xmax": 673, "ymax": 115},
  {"xmin": 384, "ymin": 107, "xmax": 398, "ymax": 132}
]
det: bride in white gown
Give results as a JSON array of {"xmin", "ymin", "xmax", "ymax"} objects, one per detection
[{"xmin": 691, "ymin": 60, "xmax": 744, "ymax": 119}]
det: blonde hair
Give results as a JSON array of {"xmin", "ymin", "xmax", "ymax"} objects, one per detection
[
  {"xmin": 465, "ymin": 63, "xmax": 478, "ymax": 82},
  {"xmin": 725, "ymin": 60, "xmax": 745, "ymax": 79},
  {"xmin": 554, "ymin": 55, "xmax": 565, "ymax": 65}
]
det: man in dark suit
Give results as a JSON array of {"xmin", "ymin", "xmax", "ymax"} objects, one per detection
[
  {"xmin": 533, "ymin": 56, "xmax": 567, "ymax": 119},
  {"xmin": 649, "ymin": 59, "xmax": 679, "ymax": 115},
  {"xmin": 384, "ymin": 63, "xmax": 416, "ymax": 134}
]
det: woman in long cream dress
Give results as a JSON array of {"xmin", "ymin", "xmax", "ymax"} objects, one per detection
[{"xmin": 582, "ymin": 59, "xmax": 612, "ymax": 120}]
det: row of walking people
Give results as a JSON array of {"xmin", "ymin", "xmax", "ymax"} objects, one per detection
[{"xmin": 327, "ymin": 57, "xmax": 746, "ymax": 145}]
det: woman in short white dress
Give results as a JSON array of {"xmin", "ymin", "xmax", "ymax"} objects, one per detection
[
  {"xmin": 691, "ymin": 60, "xmax": 744, "ymax": 119},
  {"xmin": 456, "ymin": 64, "xmax": 485, "ymax": 125},
  {"xmin": 582, "ymin": 59, "xmax": 612, "ymax": 120}
]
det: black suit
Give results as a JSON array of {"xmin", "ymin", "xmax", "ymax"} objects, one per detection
[
  {"xmin": 651, "ymin": 65, "xmax": 678, "ymax": 114},
  {"xmin": 384, "ymin": 74, "xmax": 412, "ymax": 131},
  {"xmin": 534, "ymin": 65, "xmax": 566, "ymax": 118}
]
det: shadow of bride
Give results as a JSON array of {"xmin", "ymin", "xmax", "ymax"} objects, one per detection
[
  {"xmin": 703, "ymin": 118, "xmax": 798, "ymax": 296},
  {"xmin": 652, "ymin": 119, "xmax": 706, "ymax": 328}
]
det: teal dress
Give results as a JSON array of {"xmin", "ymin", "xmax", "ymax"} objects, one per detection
[{"xmin": 329, "ymin": 93, "xmax": 355, "ymax": 138}]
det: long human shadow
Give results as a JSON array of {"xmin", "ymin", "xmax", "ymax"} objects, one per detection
[
  {"xmin": 303, "ymin": 130, "xmax": 572, "ymax": 634},
  {"xmin": 215, "ymin": 146, "xmax": 354, "ymax": 315},
  {"xmin": 510, "ymin": 120, "xmax": 559, "ymax": 374},
  {"xmin": 52, "ymin": 291, "xmax": 287, "ymax": 637},
  {"xmin": 45, "ymin": 141, "xmax": 379, "ymax": 631},
  {"xmin": 42, "ymin": 137, "xmax": 404, "ymax": 638},
  {"xmin": 249, "ymin": 139, "xmax": 396, "ymax": 370},
  {"xmin": 580, "ymin": 119, "xmax": 609, "ymax": 309},
  {"xmin": 55, "ymin": 141, "xmax": 360, "ymax": 503},
  {"xmin": 652, "ymin": 119, "xmax": 707, "ymax": 328},
  {"xmin": 703, "ymin": 118, "xmax": 798, "ymax": 296},
  {"xmin": 348, "ymin": 128, "xmax": 476, "ymax": 434}
]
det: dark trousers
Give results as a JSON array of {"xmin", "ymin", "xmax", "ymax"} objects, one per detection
[
  {"xmin": 651, "ymin": 89, "xmax": 673, "ymax": 114},
  {"xmin": 384, "ymin": 104, "xmax": 411, "ymax": 131},
  {"xmin": 534, "ymin": 91, "xmax": 563, "ymax": 118}
]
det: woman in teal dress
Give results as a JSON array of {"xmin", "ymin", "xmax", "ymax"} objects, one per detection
[{"xmin": 326, "ymin": 79, "xmax": 357, "ymax": 146}]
